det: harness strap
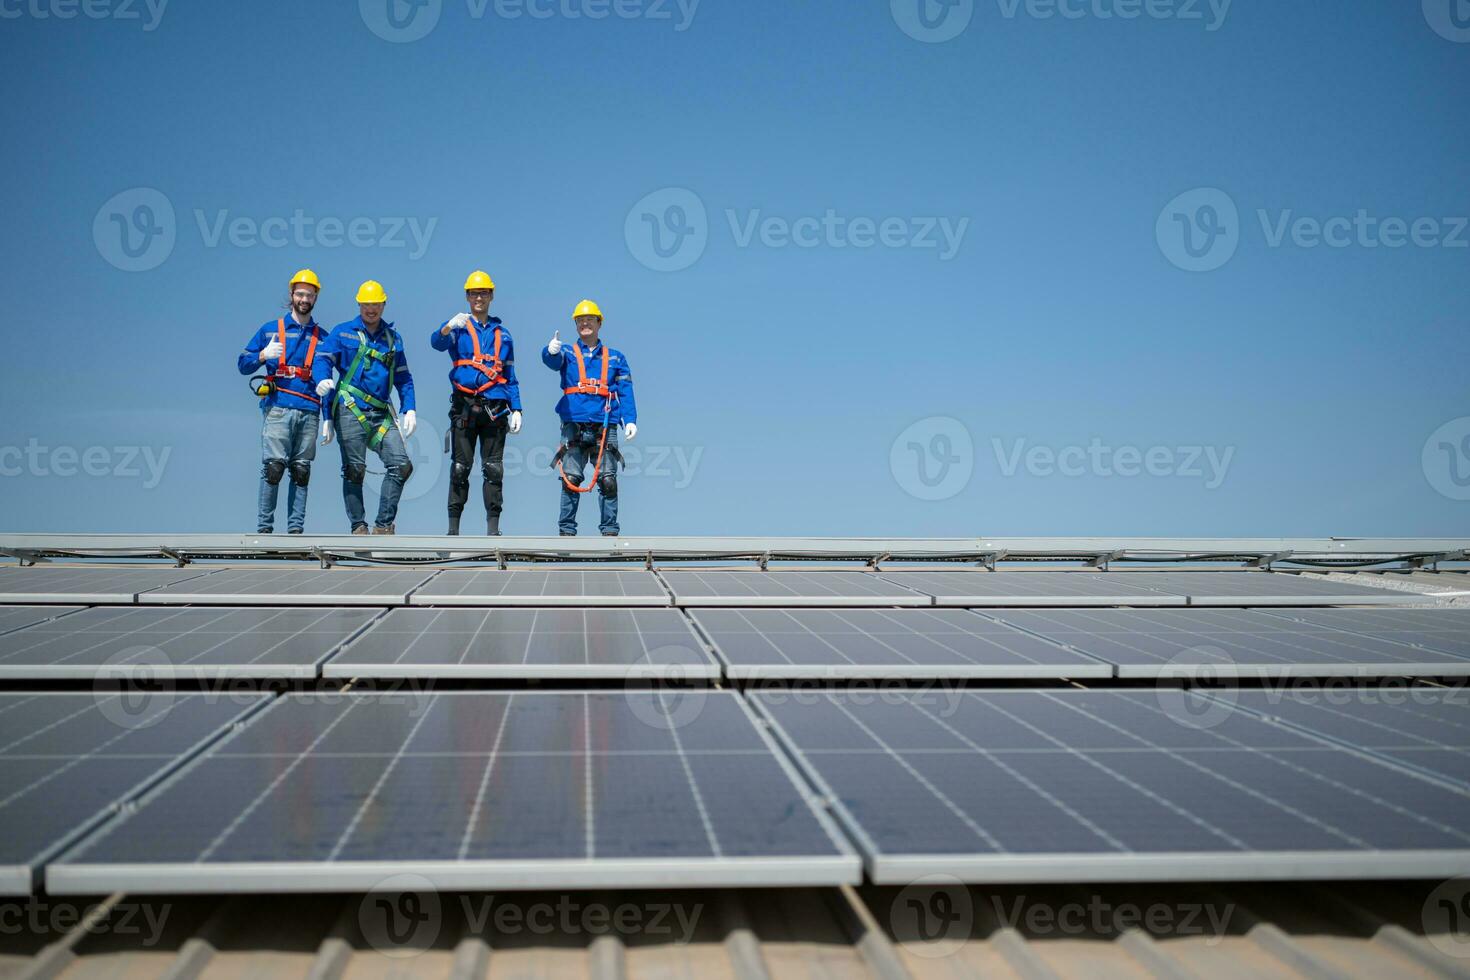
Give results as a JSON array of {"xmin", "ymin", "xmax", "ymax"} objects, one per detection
[
  {"xmin": 269, "ymin": 317, "xmax": 322, "ymax": 405},
  {"xmin": 335, "ymin": 329, "xmax": 398, "ymax": 448},
  {"xmin": 563, "ymin": 343, "xmax": 611, "ymax": 398},
  {"xmin": 452, "ymin": 322, "xmax": 504, "ymax": 397}
]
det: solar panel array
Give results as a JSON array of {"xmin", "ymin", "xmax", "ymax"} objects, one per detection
[{"xmin": 0, "ymin": 557, "xmax": 1465, "ymax": 893}]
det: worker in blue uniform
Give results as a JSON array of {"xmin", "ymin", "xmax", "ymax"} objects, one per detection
[
  {"xmin": 430, "ymin": 270, "xmax": 522, "ymax": 536},
  {"xmin": 237, "ymin": 269, "xmax": 327, "ymax": 534},
  {"xmin": 542, "ymin": 300, "xmax": 637, "ymax": 536},
  {"xmin": 313, "ymin": 280, "xmax": 417, "ymax": 535}
]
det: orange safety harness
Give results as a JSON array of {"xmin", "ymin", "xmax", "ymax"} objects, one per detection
[
  {"xmin": 271, "ymin": 317, "xmax": 320, "ymax": 405},
  {"xmin": 557, "ymin": 344, "xmax": 615, "ymax": 494},
  {"xmin": 452, "ymin": 321, "xmax": 505, "ymax": 397}
]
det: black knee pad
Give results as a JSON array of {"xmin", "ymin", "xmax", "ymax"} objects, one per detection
[
  {"xmin": 343, "ymin": 463, "xmax": 367, "ymax": 485},
  {"xmin": 598, "ymin": 470, "xmax": 618, "ymax": 499},
  {"xmin": 289, "ymin": 461, "xmax": 311, "ymax": 486},
  {"xmin": 482, "ymin": 460, "xmax": 503, "ymax": 484},
  {"xmin": 397, "ymin": 460, "xmax": 414, "ymax": 482},
  {"xmin": 263, "ymin": 459, "xmax": 286, "ymax": 485},
  {"xmin": 450, "ymin": 461, "xmax": 471, "ymax": 491}
]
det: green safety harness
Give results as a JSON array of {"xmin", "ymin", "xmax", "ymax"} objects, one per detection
[{"xmin": 336, "ymin": 329, "xmax": 398, "ymax": 449}]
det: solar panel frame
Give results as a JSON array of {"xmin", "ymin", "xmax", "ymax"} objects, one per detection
[
  {"xmin": 1258, "ymin": 608, "xmax": 1470, "ymax": 660},
  {"xmin": 872, "ymin": 571, "xmax": 1188, "ymax": 607},
  {"xmin": 408, "ymin": 569, "xmax": 672, "ymax": 607},
  {"xmin": 982, "ymin": 608, "xmax": 1470, "ymax": 679},
  {"xmin": 0, "ymin": 692, "xmax": 272, "ymax": 894},
  {"xmin": 46, "ymin": 691, "xmax": 861, "ymax": 894},
  {"xmin": 0, "ymin": 606, "xmax": 385, "ymax": 680},
  {"xmin": 1110, "ymin": 571, "xmax": 1417, "ymax": 606},
  {"xmin": 0, "ymin": 566, "xmax": 219, "ymax": 604},
  {"xmin": 322, "ymin": 608, "xmax": 719, "ymax": 679},
  {"xmin": 143, "ymin": 568, "xmax": 438, "ymax": 606},
  {"xmin": 662, "ymin": 570, "xmax": 932, "ymax": 607},
  {"xmin": 751, "ymin": 688, "xmax": 1470, "ymax": 884},
  {"xmin": 690, "ymin": 608, "xmax": 1112, "ymax": 679},
  {"xmin": 0, "ymin": 605, "xmax": 85, "ymax": 637}
]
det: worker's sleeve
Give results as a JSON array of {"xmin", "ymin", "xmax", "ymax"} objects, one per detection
[
  {"xmin": 541, "ymin": 345, "xmax": 566, "ymax": 372},
  {"xmin": 237, "ymin": 324, "xmax": 267, "ymax": 376},
  {"xmin": 429, "ymin": 323, "xmax": 453, "ymax": 352},
  {"xmin": 501, "ymin": 336, "xmax": 522, "ymax": 412},
  {"xmin": 394, "ymin": 344, "xmax": 416, "ymax": 413},
  {"xmin": 312, "ymin": 330, "xmax": 341, "ymax": 386},
  {"xmin": 614, "ymin": 353, "xmax": 637, "ymax": 425}
]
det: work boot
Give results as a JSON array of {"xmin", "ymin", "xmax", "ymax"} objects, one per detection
[
  {"xmin": 288, "ymin": 529, "xmax": 304, "ymax": 535},
  {"xmin": 352, "ymin": 525, "xmax": 370, "ymax": 535},
  {"xmin": 602, "ymin": 531, "xmax": 619, "ymax": 537},
  {"xmin": 487, "ymin": 515, "xmax": 501, "ymax": 536},
  {"xmin": 447, "ymin": 516, "xmax": 461, "ymax": 536},
  {"xmin": 373, "ymin": 524, "xmax": 395, "ymax": 535}
]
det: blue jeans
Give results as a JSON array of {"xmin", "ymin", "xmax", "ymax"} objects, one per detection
[
  {"xmin": 256, "ymin": 407, "xmax": 319, "ymax": 533},
  {"xmin": 334, "ymin": 401, "xmax": 411, "ymax": 530},
  {"xmin": 557, "ymin": 421, "xmax": 619, "ymax": 535}
]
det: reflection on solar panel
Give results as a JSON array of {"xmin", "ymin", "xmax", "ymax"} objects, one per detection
[
  {"xmin": 1225, "ymin": 690, "xmax": 1470, "ymax": 790},
  {"xmin": 1261, "ymin": 608, "xmax": 1470, "ymax": 660},
  {"xmin": 662, "ymin": 571, "xmax": 930, "ymax": 607},
  {"xmin": 0, "ymin": 566, "xmax": 215, "ymax": 604},
  {"xmin": 324, "ymin": 609, "xmax": 717, "ymax": 679},
  {"xmin": 1110, "ymin": 571, "xmax": 1414, "ymax": 606},
  {"xmin": 0, "ymin": 605, "xmax": 83, "ymax": 637},
  {"xmin": 753, "ymin": 688, "xmax": 1470, "ymax": 883},
  {"xmin": 48, "ymin": 692, "xmax": 859, "ymax": 893},
  {"xmin": 691, "ymin": 609, "xmax": 1110, "ymax": 679},
  {"xmin": 410, "ymin": 570, "xmax": 669, "ymax": 607},
  {"xmin": 984, "ymin": 609, "xmax": 1470, "ymax": 678},
  {"xmin": 0, "ymin": 692, "xmax": 268, "ymax": 894},
  {"xmin": 145, "ymin": 568, "xmax": 434, "ymax": 605},
  {"xmin": 874, "ymin": 572, "xmax": 1184, "ymax": 607},
  {"xmin": 0, "ymin": 607, "xmax": 381, "ymax": 680}
]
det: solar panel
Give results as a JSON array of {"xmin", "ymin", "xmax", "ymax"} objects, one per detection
[
  {"xmin": 0, "ymin": 607, "xmax": 382, "ymax": 680},
  {"xmin": 1260, "ymin": 608, "xmax": 1470, "ymax": 660},
  {"xmin": 1225, "ymin": 690, "xmax": 1470, "ymax": 791},
  {"xmin": 144, "ymin": 568, "xmax": 435, "ymax": 605},
  {"xmin": 48, "ymin": 691, "xmax": 860, "ymax": 893},
  {"xmin": 0, "ymin": 692, "xmax": 269, "ymax": 894},
  {"xmin": 752, "ymin": 688, "xmax": 1470, "ymax": 883},
  {"xmin": 323, "ymin": 609, "xmax": 718, "ymax": 679},
  {"xmin": 409, "ymin": 570, "xmax": 670, "ymax": 607},
  {"xmin": 691, "ymin": 609, "xmax": 1111, "ymax": 679},
  {"xmin": 662, "ymin": 571, "xmax": 931, "ymax": 607},
  {"xmin": 0, "ymin": 566, "xmax": 216, "ymax": 604},
  {"xmin": 0, "ymin": 605, "xmax": 83, "ymax": 637},
  {"xmin": 873, "ymin": 571, "xmax": 1186, "ymax": 607},
  {"xmin": 984, "ymin": 609, "xmax": 1470, "ymax": 678},
  {"xmin": 1110, "ymin": 571, "xmax": 1415, "ymax": 606}
]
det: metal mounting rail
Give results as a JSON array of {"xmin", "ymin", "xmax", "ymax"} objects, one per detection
[{"xmin": 0, "ymin": 534, "xmax": 1467, "ymax": 568}]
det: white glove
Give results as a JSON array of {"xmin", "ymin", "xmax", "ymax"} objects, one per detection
[
  {"xmin": 399, "ymin": 410, "xmax": 417, "ymax": 437},
  {"xmin": 320, "ymin": 420, "xmax": 334, "ymax": 445},
  {"xmin": 443, "ymin": 312, "xmax": 469, "ymax": 334},
  {"xmin": 623, "ymin": 422, "xmax": 637, "ymax": 441},
  {"xmin": 315, "ymin": 378, "xmax": 336, "ymax": 398},
  {"xmin": 259, "ymin": 339, "xmax": 284, "ymax": 363},
  {"xmin": 508, "ymin": 411, "xmax": 522, "ymax": 434},
  {"xmin": 546, "ymin": 330, "xmax": 562, "ymax": 355}
]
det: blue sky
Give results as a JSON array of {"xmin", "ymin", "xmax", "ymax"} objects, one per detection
[{"xmin": 0, "ymin": 0, "xmax": 1466, "ymax": 536}]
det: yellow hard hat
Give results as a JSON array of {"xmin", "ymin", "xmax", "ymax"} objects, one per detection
[
  {"xmin": 356, "ymin": 280, "xmax": 388, "ymax": 304},
  {"xmin": 464, "ymin": 270, "xmax": 496, "ymax": 292},
  {"xmin": 572, "ymin": 299, "xmax": 603, "ymax": 321},
  {"xmin": 289, "ymin": 268, "xmax": 321, "ymax": 292}
]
